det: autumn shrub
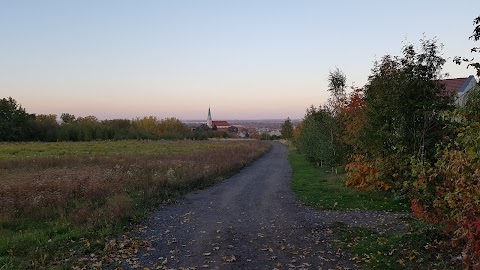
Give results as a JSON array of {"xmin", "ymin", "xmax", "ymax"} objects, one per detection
[
  {"xmin": 344, "ymin": 154, "xmax": 384, "ymax": 190},
  {"xmin": 345, "ymin": 152, "xmax": 415, "ymax": 192},
  {"xmin": 408, "ymin": 80, "xmax": 480, "ymax": 269},
  {"xmin": 410, "ymin": 118, "xmax": 480, "ymax": 268}
]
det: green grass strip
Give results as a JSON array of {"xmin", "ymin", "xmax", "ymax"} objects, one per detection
[
  {"xmin": 289, "ymin": 149, "xmax": 458, "ymax": 269},
  {"xmin": 289, "ymin": 150, "xmax": 408, "ymax": 211}
]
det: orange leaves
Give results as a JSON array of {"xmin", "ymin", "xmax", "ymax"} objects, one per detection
[
  {"xmin": 220, "ymin": 254, "xmax": 237, "ymax": 263},
  {"xmin": 344, "ymin": 155, "xmax": 393, "ymax": 191},
  {"xmin": 337, "ymin": 88, "xmax": 367, "ymax": 149},
  {"xmin": 410, "ymin": 198, "xmax": 428, "ymax": 220},
  {"xmin": 345, "ymin": 158, "xmax": 375, "ymax": 190},
  {"xmin": 409, "ymin": 125, "xmax": 480, "ymax": 267},
  {"xmin": 460, "ymin": 214, "xmax": 480, "ymax": 268}
]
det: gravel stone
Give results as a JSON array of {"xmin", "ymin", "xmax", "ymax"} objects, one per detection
[{"xmin": 106, "ymin": 142, "xmax": 406, "ymax": 269}]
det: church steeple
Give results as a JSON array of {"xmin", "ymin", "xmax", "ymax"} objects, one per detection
[{"xmin": 207, "ymin": 106, "xmax": 212, "ymax": 127}]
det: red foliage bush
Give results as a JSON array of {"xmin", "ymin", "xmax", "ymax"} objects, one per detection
[{"xmin": 411, "ymin": 121, "xmax": 480, "ymax": 268}]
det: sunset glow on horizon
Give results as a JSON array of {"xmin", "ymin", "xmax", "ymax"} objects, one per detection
[{"xmin": 1, "ymin": 1, "xmax": 478, "ymax": 120}]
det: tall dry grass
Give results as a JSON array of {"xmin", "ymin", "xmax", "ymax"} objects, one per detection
[
  {"xmin": 0, "ymin": 140, "xmax": 270, "ymax": 228},
  {"xmin": 1, "ymin": 140, "xmax": 271, "ymax": 268}
]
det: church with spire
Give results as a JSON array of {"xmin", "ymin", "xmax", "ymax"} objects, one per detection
[{"xmin": 206, "ymin": 107, "xmax": 230, "ymax": 129}]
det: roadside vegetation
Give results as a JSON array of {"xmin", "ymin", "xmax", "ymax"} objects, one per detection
[
  {"xmin": 290, "ymin": 149, "xmax": 459, "ymax": 269},
  {"xmin": 291, "ymin": 16, "xmax": 480, "ymax": 269},
  {"xmin": 0, "ymin": 140, "xmax": 271, "ymax": 269},
  {"xmin": 290, "ymin": 150, "xmax": 407, "ymax": 211}
]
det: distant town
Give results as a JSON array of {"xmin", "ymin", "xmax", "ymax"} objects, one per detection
[{"xmin": 183, "ymin": 108, "xmax": 300, "ymax": 139}]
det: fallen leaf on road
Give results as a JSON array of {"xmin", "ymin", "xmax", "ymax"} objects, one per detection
[{"xmin": 222, "ymin": 255, "xmax": 237, "ymax": 262}]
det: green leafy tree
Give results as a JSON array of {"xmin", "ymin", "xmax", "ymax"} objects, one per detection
[
  {"xmin": 296, "ymin": 106, "xmax": 343, "ymax": 170},
  {"xmin": 36, "ymin": 114, "xmax": 57, "ymax": 123},
  {"xmin": 362, "ymin": 39, "xmax": 452, "ymax": 165},
  {"xmin": 195, "ymin": 124, "xmax": 211, "ymax": 132},
  {"xmin": 60, "ymin": 113, "xmax": 76, "ymax": 124},
  {"xmin": 31, "ymin": 114, "xmax": 58, "ymax": 141},
  {"xmin": 75, "ymin": 115, "xmax": 100, "ymax": 141},
  {"xmin": 133, "ymin": 116, "xmax": 190, "ymax": 139},
  {"xmin": 296, "ymin": 68, "xmax": 349, "ymax": 172},
  {"xmin": 345, "ymin": 38, "xmax": 455, "ymax": 191},
  {"xmin": 281, "ymin": 117, "xmax": 294, "ymax": 140},
  {"xmin": 157, "ymin": 117, "xmax": 189, "ymax": 134},
  {"xmin": 0, "ymin": 97, "xmax": 35, "ymax": 141},
  {"xmin": 101, "ymin": 119, "xmax": 138, "ymax": 140},
  {"xmin": 133, "ymin": 116, "xmax": 158, "ymax": 135},
  {"xmin": 76, "ymin": 115, "xmax": 98, "ymax": 123}
]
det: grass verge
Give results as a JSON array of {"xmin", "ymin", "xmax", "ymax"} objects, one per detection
[
  {"xmin": 0, "ymin": 140, "xmax": 271, "ymax": 269},
  {"xmin": 289, "ymin": 150, "xmax": 408, "ymax": 211},
  {"xmin": 289, "ymin": 149, "xmax": 460, "ymax": 269},
  {"xmin": 331, "ymin": 219, "xmax": 460, "ymax": 269}
]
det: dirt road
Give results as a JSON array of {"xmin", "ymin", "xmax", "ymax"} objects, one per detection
[{"xmin": 108, "ymin": 143, "xmax": 362, "ymax": 269}]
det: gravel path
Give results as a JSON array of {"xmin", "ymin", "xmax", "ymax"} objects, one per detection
[{"xmin": 105, "ymin": 142, "xmax": 406, "ymax": 269}]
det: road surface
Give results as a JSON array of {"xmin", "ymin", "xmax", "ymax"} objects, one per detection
[{"xmin": 108, "ymin": 143, "xmax": 371, "ymax": 269}]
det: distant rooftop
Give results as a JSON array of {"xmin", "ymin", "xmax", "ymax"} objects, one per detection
[
  {"xmin": 439, "ymin": 76, "xmax": 476, "ymax": 94},
  {"xmin": 212, "ymin": 120, "xmax": 230, "ymax": 126}
]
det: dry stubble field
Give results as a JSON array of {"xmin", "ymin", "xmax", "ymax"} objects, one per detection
[{"xmin": 0, "ymin": 139, "xmax": 271, "ymax": 269}]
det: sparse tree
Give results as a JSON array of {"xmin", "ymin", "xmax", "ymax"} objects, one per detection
[
  {"xmin": 454, "ymin": 15, "xmax": 480, "ymax": 76},
  {"xmin": 327, "ymin": 67, "xmax": 347, "ymax": 114},
  {"xmin": 467, "ymin": 15, "xmax": 480, "ymax": 76}
]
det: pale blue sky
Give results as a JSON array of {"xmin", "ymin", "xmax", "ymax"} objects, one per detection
[{"xmin": 1, "ymin": 1, "xmax": 478, "ymax": 120}]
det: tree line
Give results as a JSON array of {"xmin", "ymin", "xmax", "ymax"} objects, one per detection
[
  {"xmin": 293, "ymin": 16, "xmax": 480, "ymax": 268},
  {"xmin": 0, "ymin": 98, "xmax": 210, "ymax": 142}
]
